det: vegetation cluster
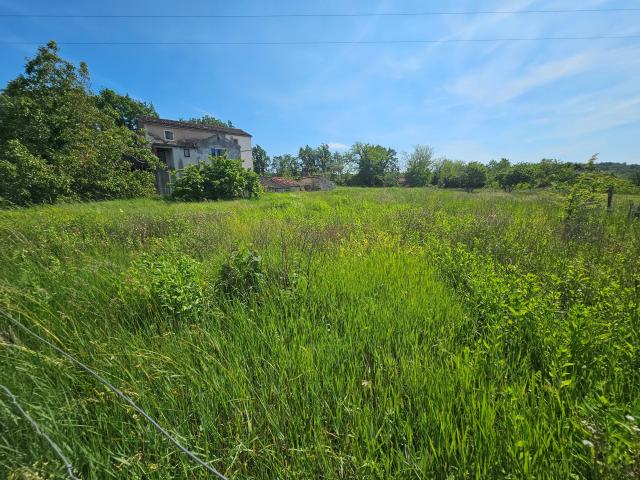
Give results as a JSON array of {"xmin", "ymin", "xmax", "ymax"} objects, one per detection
[
  {"xmin": 0, "ymin": 42, "xmax": 160, "ymax": 206},
  {"xmin": 1, "ymin": 187, "xmax": 638, "ymax": 478},
  {"xmin": 254, "ymin": 143, "xmax": 639, "ymax": 194}
]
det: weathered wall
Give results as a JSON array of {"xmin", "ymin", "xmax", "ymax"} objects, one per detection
[
  {"xmin": 143, "ymin": 123, "xmax": 253, "ymax": 170},
  {"xmin": 234, "ymin": 135, "xmax": 252, "ymax": 169}
]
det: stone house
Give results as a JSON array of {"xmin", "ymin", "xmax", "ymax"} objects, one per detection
[
  {"xmin": 260, "ymin": 176, "xmax": 336, "ymax": 193},
  {"xmin": 260, "ymin": 176, "xmax": 303, "ymax": 192},
  {"xmin": 138, "ymin": 116, "xmax": 252, "ymax": 194},
  {"xmin": 298, "ymin": 176, "xmax": 336, "ymax": 191}
]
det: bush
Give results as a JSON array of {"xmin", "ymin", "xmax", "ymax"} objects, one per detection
[
  {"xmin": 218, "ymin": 248, "xmax": 265, "ymax": 299},
  {"xmin": 172, "ymin": 155, "xmax": 262, "ymax": 201},
  {"xmin": 0, "ymin": 139, "xmax": 68, "ymax": 205},
  {"xmin": 495, "ymin": 164, "xmax": 534, "ymax": 192},
  {"xmin": 120, "ymin": 253, "xmax": 206, "ymax": 326},
  {"xmin": 563, "ymin": 173, "xmax": 607, "ymax": 241}
]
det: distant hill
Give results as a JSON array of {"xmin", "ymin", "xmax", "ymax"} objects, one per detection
[{"xmin": 595, "ymin": 162, "xmax": 640, "ymax": 183}]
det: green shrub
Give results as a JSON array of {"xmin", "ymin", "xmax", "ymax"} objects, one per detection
[
  {"xmin": 0, "ymin": 139, "xmax": 68, "ymax": 205},
  {"xmin": 120, "ymin": 253, "xmax": 206, "ymax": 326},
  {"xmin": 172, "ymin": 155, "xmax": 262, "ymax": 201},
  {"xmin": 563, "ymin": 173, "xmax": 608, "ymax": 241},
  {"xmin": 218, "ymin": 248, "xmax": 265, "ymax": 299}
]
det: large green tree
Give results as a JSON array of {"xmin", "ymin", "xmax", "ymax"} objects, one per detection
[
  {"xmin": 460, "ymin": 162, "xmax": 487, "ymax": 192},
  {"xmin": 298, "ymin": 145, "xmax": 317, "ymax": 176},
  {"xmin": 271, "ymin": 154, "xmax": 301, "ymax": 177},
  {"xmin": 0, "ymin": 41, "xmax": 158, "ymax": 205},
  {"xmin": 350, "ymin": 143, "xmax": 399, "ymax": 187},
  {"xmin": 496, "ymin": 164, "xmax": 534, "ymax": 192},
  {"xmin": 252, "ymin": 145, "xmax": 270, "ymax": 175},
  {"xmin": 95, "ymin": 88, "xmax": 158, "ymax": 129},
  {"xmin": 432, "ymin": 159, "xmax": 465, "ymax": 188},
  {"xmin": 404, "ymin": 145, "xmax": 434, "ymax": 187},
  {"xmin": 315, "ymin": 144, "xmax": 333, "ymax": 174}
]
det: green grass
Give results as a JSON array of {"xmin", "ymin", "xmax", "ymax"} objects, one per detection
[{"xmin": 0, "ymin": 188, "xmax": 639, "ymax": 479}]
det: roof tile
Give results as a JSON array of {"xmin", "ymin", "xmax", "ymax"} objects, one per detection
[{"xmin": 137, "ymin": 115, "xmax": 252, "ymax": 137}]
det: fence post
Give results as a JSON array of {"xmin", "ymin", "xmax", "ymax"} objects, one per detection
[{"xmin": 607, "ymin": 186, "xmax": 613, "ymax": 211}]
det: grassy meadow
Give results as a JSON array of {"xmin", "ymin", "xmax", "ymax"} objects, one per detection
[{"xmin": 0, "ymin": 188, "xmax": 639, "ymax": 479}]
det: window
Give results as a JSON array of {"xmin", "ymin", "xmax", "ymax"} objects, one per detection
[
  {"xmin": 164, "ymin": 130, "xmax": 174, "ymax": 140},
  {"xmin": 210, "ymin": 148, "xmax": 226, "ymax": 157},
  {"xmin": 184, "ymin": 148, "xmax": 190, "ymax": 157}
]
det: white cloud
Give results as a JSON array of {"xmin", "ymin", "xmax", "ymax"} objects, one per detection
[
  {"xmin": 449, "ymin": 43, "xmax": 640, "ymax": 106},
  {"xmin": 450, "ymin": 51, "xmax": 595, "ymax": 105},
  {"xmin": 540, "ymin": 89, "xmax": 640, "ymax": 137}
]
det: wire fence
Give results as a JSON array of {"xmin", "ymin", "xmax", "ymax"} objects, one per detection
[
  {"xmin": 0, "ymin": 383, "xmax": 80, "ymax": 479},
  {"xmin": 1, "ymin": 309, "xmax": 229, "ymax": 479}
]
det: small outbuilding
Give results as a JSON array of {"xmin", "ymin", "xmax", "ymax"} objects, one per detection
[
  {"xmin": 260, "ymin": 176, "xmax": 303, "ymax": 192},
  {"xmin": 299, "ymin": 176, "xmax": 336, "ymax": 191}
]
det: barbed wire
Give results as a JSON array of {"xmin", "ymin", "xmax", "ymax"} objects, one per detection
[
  {"xmin": 1, "ymin": 309, "xmax": 229, "ymax": 479},
  {"xmin": 0, "ymin": 383, "xmax": 80, "ymax": 479}
]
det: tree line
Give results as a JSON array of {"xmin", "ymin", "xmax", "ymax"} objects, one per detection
[
  {"xmin": 253, "ymin": 144, "xmax": 639, "ymax": 192},
  {"xmin": 1, "ymin": 42, "xmax": 637, "ymax": 206}
]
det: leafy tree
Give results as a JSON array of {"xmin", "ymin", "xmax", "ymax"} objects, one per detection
[
  {"xmin": 271, "ymin": 154, "xmax": 301, "ymax": 177},
  {"xmin": 350, "ymin": 143, "xmax": 399, "ymax": 187},
  {"xmin": 329, "ymin": 151, "xmax": 348, "ymax": 180},
  {"xmin": 487, "ymin": 158, "xmax": 511, "ymax": 186},
  {"xmin": 432, "ymin": 159, "xmax": 465, "ymax": 188},
  {"xmin": 315, "ymin": 144, "xmax": 333, "ymax": 173},
  {"xmin": 0, "ymin": 139, "xmax": 64, "ymax": 204},
  {"xmin": 299, "ymin": 145, "xmax": 316, "ymax": 176},
  {"xmin": 460, "ymin": 162, "xmax": 487, "ymax": 192},
  {"xmin": 95, "ymin": 88, "xmax": 157, "ymax": 130},
  {"xmin": 252, "ymin": 145, "xmax": 269, "ymax": 175},
  {"xmin": 180, "ymin": 114, "xmax": 234, "ymax": 128},
  {"xmin": 532, "ymin": 159, "xmax": 579, "ymax": 187},
  {"xmin": 0, "ymin": 41, "xmax": 157, "ymax": 205},
  {"xmin": 496, "ymin": 164, "xmax": 534, "ymax": 192},
  {"xmin": 172, "ymin": 154, "xmax": 261, "ymax": 201},
  {"xmin": 404, "ymin": 145, "xmax": 434, "ymax": 187}
]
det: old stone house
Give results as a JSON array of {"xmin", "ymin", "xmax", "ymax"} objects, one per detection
[
  {"xmin": 260, "ymin": 176, "xmax": 303, "ymax": 192},
  {"xmin": 260, "ymin": 176, "xmax": 336, "ymax": 193},
  {"xmin": 298, "ymin": 176, "xmax": 336, "ymax": 191},
  {"xmin": 138, "ymin": 116, "xmax": 252, "ymax": 194}
]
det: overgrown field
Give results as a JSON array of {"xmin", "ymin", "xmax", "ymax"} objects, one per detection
[{"xmin": 1, "ymin": 188, "xmax": 639, "ymax": 479}]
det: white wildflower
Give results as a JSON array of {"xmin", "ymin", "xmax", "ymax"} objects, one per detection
[{"xmin": 582, "ymin": 439, "xmax": 594, "ymax": 448}]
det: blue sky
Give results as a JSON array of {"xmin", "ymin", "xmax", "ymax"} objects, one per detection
[{"xmin": 1, "ymin": 0, "xmax": 639, "ymax": 164}]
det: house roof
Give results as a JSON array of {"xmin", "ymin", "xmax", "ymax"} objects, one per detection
[
  {"xmin": 260, "ymin": 176, "xmax": 301, "ymax": 187},
  {"xmin": 137, "ymin": 115, "xmax": 252, "ymax": 137}
]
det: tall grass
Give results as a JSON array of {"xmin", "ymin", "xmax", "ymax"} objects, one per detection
[{"xmin": 0, "ymin": 188, "xmax": 638, "ymax": 479}]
